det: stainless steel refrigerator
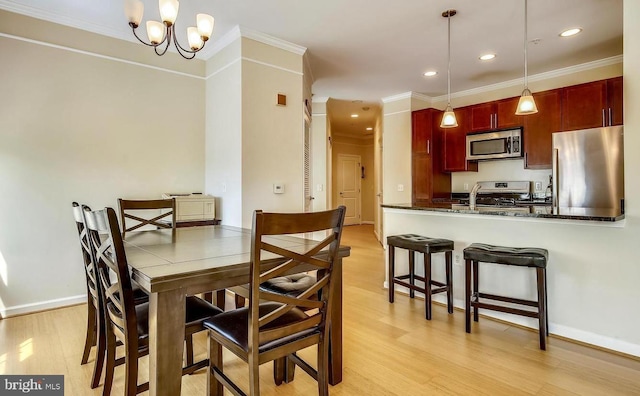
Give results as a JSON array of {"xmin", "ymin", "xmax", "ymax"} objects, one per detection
[{"xmin": 552, "ymin": 126, "xmax": 624, "ymax": 212}]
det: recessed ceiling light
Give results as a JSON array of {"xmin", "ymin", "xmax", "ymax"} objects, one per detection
[
  {"xmin": 350, "ymin": 114, "xmax": 358, "ymax": 118},
  {"xmin": 560, "ymin": 28, "xmax": 582, "ymax": 37},
  {"xmin": 366, "ymin": 127, "xmax": 373, "ymax": 131},
  {"xmin": 423, "ymin": 71, "xmax": 437, "ymax": 77},
  {"xmin": 479, "ymin": 53, "xmax": 496, "ymax": 61}
]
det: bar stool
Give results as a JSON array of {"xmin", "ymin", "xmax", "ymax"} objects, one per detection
[
  {"xmin": 463, "ymin": 243, "xmax": 549, "ymax": 350},
  {"xmin": 387, "ymin": 234, "xmax": 454, "ymax": 320}
]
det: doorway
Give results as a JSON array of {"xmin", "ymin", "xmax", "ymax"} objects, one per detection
[{"xmin": 336, "ymin": 154, "xmax": 362, "ymax": 225}]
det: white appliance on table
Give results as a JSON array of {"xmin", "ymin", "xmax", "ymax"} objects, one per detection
[{"xmin": 162, "ymin": 193, "xmax": 216, "ymax": 222}]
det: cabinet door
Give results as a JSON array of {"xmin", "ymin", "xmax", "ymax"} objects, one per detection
[
  {"xmin": 496, "ymin": 97, "xmax": 523, "ymax": 129},
  {"xmin": 412, "ymin": 153, "xmax": 432, "ymax": 203},
  {"xmin": 523, "ymin": 89, "xmax": 562, "ymax": 169},
  {"xmin": 442, "ymin": 107, "xmax": 478, "ymax": 172},
  {"xmin": 561, "ymin": 80, "xmax": 607, "ymax": 131},
  {"xmin": 412, "ymin": 109, "xmax": 433, "ymax": 154},
  {"xmin": 469, "ymin": 102, "xmax": 495, "ymax": 131},
  {"xmin": 607, "ymin": 76, "xmax": 623, "ymax": 126}
]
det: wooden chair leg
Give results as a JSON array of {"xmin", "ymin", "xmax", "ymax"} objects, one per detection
[
  {"xmin": 424, "ymin": 253, "xmax": 432, "ymax": 320},
  {"xmin": 208, "ymin": 338, "xmax": 223, "ymax": 396},
  {"xmin": 234, "ymin": 293, "xmax": 246, "ymax": 309},
  {"xmin": 472, "ymin": 260, "xmax": 479, "ymax": 322},
  {"xmin": 124, "ymin": 343, "xmax": 139, "ymax": 396},
  {"xmin": 102, "ymin": 332, "xmax": 116, "ymax": 396},
  {"xmin": 248, "ymin": 355, "xmax": 260, "ymax": 396},
  {"xmin": 317, "ymin": 339, "xmax": 329, "ymax": 396},
  {"xmin": 409, "ymin": 250, "xmax": 415, "ymax": 298},
  {"xmin": 82, "ymin": 302, "xmax": 96, "ymax": 365},
  {"xmin": 273, "ymin": 357, "xmax": 285, "ymax": 385},
  {"xmin": 185, "ymin": 335, "xmax": 194, "ymax": 367},
  {"xmin": 90, "ymin": 316, "xmax": 106, "ymax": 389},
  {"xmin": 213, "ymin": 290, "xmax": 226, "ymax": 310},
  {"xmin": 445, "ymin": 251, "xmax": 454, "ymax": 314},
  {"xmin": 465, "ymin": 259, "xmax": 472, "ymax": 333},
  {"xmin": 537, "ymin": 268, "xmax": 547, "ymax": 350},
  {"xmin": 388, "ymin": 245, "xmax": 395, "ymax": 303},
  {"xmin": 203, "ymin": 292, "xmax": 213, "ymax": 303}
]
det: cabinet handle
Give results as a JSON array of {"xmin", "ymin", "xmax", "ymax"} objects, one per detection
[
  {"xmin": 609, "ymin": 108, "xmax": 613, "ymax": 126},
  {"xmin": 602, "ymin": 109, "xmax": 606, "ymax": 127},
  {"xmin": 427, "ymin": 140, "xmax": 430, "ymax": 154},
  {"xmin": 494, "ymin": 114, "xmax": 497, "ymax": 129}
]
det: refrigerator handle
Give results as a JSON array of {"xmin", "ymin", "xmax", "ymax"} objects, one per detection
[
  {"xmin": 609, "ymin": 108, "xmax": 613, "ymax": 126},
  {"xmin": 602, "ymin": 109, "xmax": 606, "ymax": 127},
  {"xmin": 552, "ymin": 148, "xmax": 559, "ymax": 209}
]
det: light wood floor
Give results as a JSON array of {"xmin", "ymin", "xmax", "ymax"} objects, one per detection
[{"xmin": 2, "ymin": 225, "xmax": 640, "ymax": 395}]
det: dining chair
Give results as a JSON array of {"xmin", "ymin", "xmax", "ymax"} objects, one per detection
[
  {"xmin": 83, "ymin": 205, "xmax": 223, "ymax": 396},
  {"xmin": 117, "ymin": 198, "xmax": 176, "ymax": 238},
  {"xmin": 203, "ymin": 206, "xmax": 346, "ymax": 396},
  {"xmin": 72, "ymin": 202, "xmax": 149, "ymax": 389}
]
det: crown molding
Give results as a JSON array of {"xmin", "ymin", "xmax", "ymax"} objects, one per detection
[
  {"xmin": 381, "ymin": 92, "xmax": 412, "ymax": 103},
  {"xmin": 238, "ymin": 26, "xmax": 307, "ymax": 55},
  {"xmin": 430, "ymin": 55, "xmax": 624, "ymax": 102},
  {"xmin": 199, "ymin": 25, "xmax": 242, "ymax": 60},
  {"xmin": 0, "ymin": 0, "xmax": 131, "ymax": 42}
]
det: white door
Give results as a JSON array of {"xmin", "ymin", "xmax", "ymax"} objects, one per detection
[{"xmin": 337, "ymin": 154, "xmax": 361, "ymax": 225}]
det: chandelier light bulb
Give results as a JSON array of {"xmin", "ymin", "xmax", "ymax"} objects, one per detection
[
  {"xmin": 197, "ymin": 14, "xmax": 215, "ymax": 40},
  {"xmin": 159, "ymin": 0, "xmax": 179, "ymax": 25},
  {"xmin": 146, "ymin": 21, "xmax": 165, "ymax": 44}
]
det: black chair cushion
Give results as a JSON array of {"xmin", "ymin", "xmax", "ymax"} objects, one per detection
[
  {"xmin": 387, "ymin": 234, "xmax": 454, "ymax": 254},
  {"xmin": 122, "ymin": 296, "xmax": 222, "ymax": 343},
  {"xmin": 463, "ymin": 243, "xmax": 548, "ymax": 268},
  {"xmin": 203, "ymin": 302, "xmax": 315, "ymax": 353},
  {"xmin": 261, "ymin": 274, "xmax": 316, "ymax": 297}
]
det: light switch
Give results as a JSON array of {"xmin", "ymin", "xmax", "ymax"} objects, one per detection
[
  {"xmin": 317, "ymin": 184, "xmax": 324, "ymax": 192},
  {"xmin": 273, "ymin": 184, "xmax": 285, "ymax": 194}
]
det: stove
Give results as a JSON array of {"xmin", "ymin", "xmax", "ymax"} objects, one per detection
[{"xmin": 456, "ymin": 181, "xmax": 549, "ymax": 213}]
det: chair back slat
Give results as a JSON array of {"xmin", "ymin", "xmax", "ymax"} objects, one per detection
[
  {"xmin": 72, "ymin": 202, "xmax": 101, "ymax": 309},
  {"xmin": 118, "ymin": 198, "xmax": 176, "ymax": 237},
  {"xmin": 84, "ymin": 206, "xmax": 139, "ymax": 350},
  {"xmin": 248, "ymin": 206, "xmax": 345, "ymax": 359}
]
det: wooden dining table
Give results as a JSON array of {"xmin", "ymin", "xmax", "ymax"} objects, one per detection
[{"xmin": 123, "ymin": 225, "xmax": 350, "ymax": 396}]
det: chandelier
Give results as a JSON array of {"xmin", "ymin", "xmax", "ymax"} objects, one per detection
[{"xmin": 125, "ymin": 0, "xmax": 215, "ymax": 60}]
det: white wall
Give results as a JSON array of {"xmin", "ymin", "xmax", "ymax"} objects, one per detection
[
  {"xmin": 0, "ymin": 14, "xmax": 205, "ymax": 316},
  {"xmin": 241, "ymin": 38, "xmax": 305, "ymax": 228},
  {"xmin": 312, "ymin": 98, "xmax": 329, "ymax": 211},
  {"xmin": 205, "ymin": 38, "xmax": 243, "ymax": 227},
  {"xmin": 382, "ymin": 0, "xmax": 640, "ymax": 356}
]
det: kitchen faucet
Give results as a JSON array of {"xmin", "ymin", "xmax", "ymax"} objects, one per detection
[{"xmin": 469, "ymin": 183, "xmax": 482, "ymax": 210}]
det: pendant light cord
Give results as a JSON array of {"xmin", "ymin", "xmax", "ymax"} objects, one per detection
[
  {"xmin": 524, "ymin": 0, "xmax": 528, "ymax": 89},
  {"xmin": 447, "ymin": 11, "xmax": 452, "ymax": 105}
]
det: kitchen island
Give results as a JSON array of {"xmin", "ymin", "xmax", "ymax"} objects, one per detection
[{"xmin": 381, "ymin": 202, "xmax": 636, "ymax": 357}]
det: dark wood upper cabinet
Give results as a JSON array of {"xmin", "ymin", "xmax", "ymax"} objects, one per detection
[
  {"xmin": 496, "ymin": 97, "xmax": 524, "ymax": 129},
  {"xmin": 442, "ymin": 107, "xmax": 478, "ymax": 172},
  {"xmin": 468, "ymin": 97, "xmax": 523, "ymax": 132},
  {"xmin": 607, "ymin": 76, "xmax": 623, "ymax": 126},
  {"xmin": 561, "ymin": 80, "xmax": 608, "ymax": 131},
  {"xmin": 523, "ymin": 89, "xmax": 562, "ymax": 169},
  {"xmin": 411, "ymin": 108, "xmax": 451, "ymax": 204},
  {"xmin": 469, "ymin": 102, "xmax": 495, "ymax": 132}
]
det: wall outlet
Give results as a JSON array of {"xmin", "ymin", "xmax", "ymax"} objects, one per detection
[
  {"xmin": 397, "ymin": 184, "xmax": 404, "ymax": 192},
  {"xmin": 316, "ymin": 184, "xmax": 324, "ymax": 192},
  {"xmin": 454, "ymin": 252, "xmax": 462, "ymax": 265},
  {"xmin": 535, "ymin": 181, "xmax": 542, "ymax": 191}
]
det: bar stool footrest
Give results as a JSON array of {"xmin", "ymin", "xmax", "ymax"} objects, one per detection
[{"xmin": 477, "ymin": 292, "xmax": 539, "ymax": 308}]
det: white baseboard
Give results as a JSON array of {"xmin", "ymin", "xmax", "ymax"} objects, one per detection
[
  {"xmin": 361, "ymin": 221, "xmax": 374, "ymax": 225},
  {"xmin": 1, "ymin": 294, "xmax": 86, "ymax": 318},
  {"xmin": 383, "ymin": 282, "xmax": 640, "ymax": 357}
]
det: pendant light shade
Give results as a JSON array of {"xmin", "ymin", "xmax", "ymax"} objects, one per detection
[
  {"xmin": 515, "ymin": 0, "xmax": 538, "ymax": 115},
  {"xmin": 440, "ymin": 9, "xmax": 458, "ymax": 128}
]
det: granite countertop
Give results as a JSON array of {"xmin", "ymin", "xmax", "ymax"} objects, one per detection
[{"xmin": 382, "ymin": 202, "xmax": 625, "ymax": 222}]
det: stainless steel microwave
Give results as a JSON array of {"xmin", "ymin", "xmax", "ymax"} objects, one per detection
[{"xmin": 466, "ymin": 128, "xmax": 523, "ymax": 161}]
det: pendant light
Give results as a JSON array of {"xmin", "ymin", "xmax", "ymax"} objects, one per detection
[
  {"xmin": 440, "ymin": 9, "xmax": 458, "ymax": 128},
  {"xmin": 515, "ymin": 0, "xmax": 538, "ymax": 115}
]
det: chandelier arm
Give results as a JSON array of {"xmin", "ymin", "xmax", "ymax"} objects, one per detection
[
  {"xmin": 130, "ymin": 24, "xmax": 157, "ymax": 47},
  {"xmin": 171, "ymin": 24, "xmax": 205, "ymax": 58},
  {"xmin": 154, "ymin": 25, "xmax": 173, "ymax": 56}
]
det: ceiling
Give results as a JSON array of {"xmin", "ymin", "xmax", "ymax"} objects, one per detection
[{"xmin": 0, "ymin": 0, "xmax": 623, "ymax": 138}]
